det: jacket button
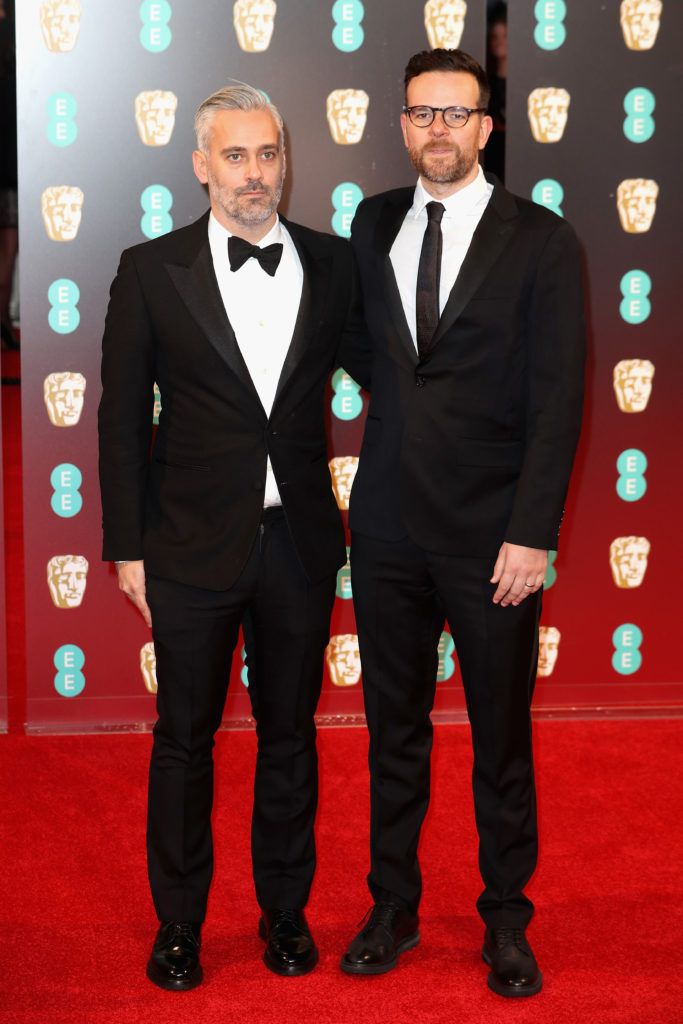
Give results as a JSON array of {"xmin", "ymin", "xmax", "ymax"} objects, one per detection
[{"xmin": 415, "ymin": 375, "xmax": 426, "ymax": 388}]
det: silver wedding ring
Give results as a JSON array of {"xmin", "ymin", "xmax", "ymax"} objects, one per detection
[{"xmin": 524, "ymin": 582, "xmax": 534, "ymax": 588}]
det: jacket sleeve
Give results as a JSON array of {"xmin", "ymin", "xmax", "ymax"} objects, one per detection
[
  {"xmin": 504, "ymin": 219, "xmax": 586, "ymax": 550},
  {"xmin": 97, "ymin": 249, "xmax": 155, "ymax": 561},
  {"xmin": 335, "ymin": 239, "xmax": 372, "ymax": 390}
]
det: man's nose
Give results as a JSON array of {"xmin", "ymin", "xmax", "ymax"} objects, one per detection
[
  {"xmin": 246, "ymin": 156, "xmax": 263, "ymax": 180},
  {"xmin": 428, "ymin": 112, "xmax": 450, "ymax": 136}
]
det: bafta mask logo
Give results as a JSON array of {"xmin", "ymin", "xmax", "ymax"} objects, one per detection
[
  {"xmin": 424, "ymin": 0, "xmax": 467, "ymax": 49},
  {"xmin": 40, "ymin": 0, "xmax": 82, "ymax": 53},
  {"xmin": 47, "ymin": 554, "xmax": 88, "ymax": 609},
  {"xmin": 44, "ymin": 371, "xmax": 86, "ymax": 427},
  {"xmin": 616, "ymin": 178, "xmax": 659, "ymax": 234},
  {"xmin": 135, "ymin": 91, "xmax": 178, "ymax": 147},
  {"xmin": 620, "ymin": 0, "xmax": 663, "ymax": 50},
  {"xmin": 527, "ymin": 87, "xmax": 570, "ymax": 143},
  {"xmin": 537, "ymin": 626, "xmax": 561, "ymax": 678},
  {"xmin": 140, "ymin": 642, "xmax": 158, "ymax": 694},
  {"xmin": 326, "ymin": 634, "xmax": 361, "ymax": 687},
  {"xmin": 326, "ymin": 89, "xmax": 369, "ymax": 145},
  {"xmin": 233, "ymin": 0, "xmax": 276, "ymax": 52},
  {"xmin": 41, "ymin": 186, "xmax": 84, "ymax": 242},
  {"xmin": 610, "ymin": 536, "xmax": 651, "ymax": 589},
  {"xmin": 613, "ymin": 359, "xmax": 655, "ymax": 413},
  {"xmin": 329, "ymin": 455, "xmax": 359, "ymax": 510}
]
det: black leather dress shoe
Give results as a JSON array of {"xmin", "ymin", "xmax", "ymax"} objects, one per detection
[
  {"xmin": 340, "ymin": 902, "xmax": 419, "ymax": 975},
  {"xmin": 482, "ymin": 927, "xmax": 542, "ymax": 997},
  {"xmin": 146, "ymin": 921, "xmax": 203, "ymax": 991},
  {"xmin": 259, "ymin": 909, "xmax": 318, "ymax": 976}
]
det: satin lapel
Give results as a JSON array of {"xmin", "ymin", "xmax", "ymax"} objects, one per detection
[
  {"xmin": 164, "ymin": 238, "xmax": 265, "ymax": 415},
  {"xmin": 272, "ymin": 221, "xmax": 331, "ymax": 407},
  {"xmin": 431, "ymin": 185, "xmax": 519, "ymax": 348},
  {"xmin": 374, "ymin": 192, "xmax": 417, "ymax": 366}
]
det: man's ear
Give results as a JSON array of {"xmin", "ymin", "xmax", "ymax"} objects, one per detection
[{"xmin": 192, "ymin": 149, "xmax": 208, "ymax": 185}]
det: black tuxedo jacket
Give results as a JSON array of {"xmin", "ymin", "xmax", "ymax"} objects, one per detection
[
  {"xmin": 348, "ymin": 175, "xmax": 585, "ymax": 556},
  {"xmin": 99, "ymin": 212, "xmax": 363, "ymax": 590}
]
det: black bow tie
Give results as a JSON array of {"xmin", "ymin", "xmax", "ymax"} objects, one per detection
[{"xmin": 228, "ymin": 234, "xmax": 283, "ymax": 276}]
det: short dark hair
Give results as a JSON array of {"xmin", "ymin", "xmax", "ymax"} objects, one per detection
[{"xmin": 404, "ymin": 49, "xmax": 491, "ymax": 110}]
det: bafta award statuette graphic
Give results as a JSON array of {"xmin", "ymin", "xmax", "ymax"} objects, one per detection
[
  {"xmin": 47, "ymin": 92, "xmax": 77, "ymax": 147},
  {"xmin": 47, "ymin": 555, "xmax": 89, "ymax": 609},
  {"xmin": 610, "ymin": 537, "xmax": 651, "ymax": 589},
  {"xmin": 134, "ymin": 91, "xmax": 178, "ymax": 147},
  {"xmin": 620, "ymin": 0, "xmax": 662, "ymax": 51},
  {"xmin": 527, "ymin": 87, "xmax": 570, "ymax": 143},
  {"xmin": 613, "ymin": 359, "xmax": 655, "ymax": 413},
  {"xmin": 233, "ymin": 0, "xmax": 277, "ymax": 52},
  {"xmin": 532, "ymin": 179, "xmax": 564, "ymax": 217},
  {"xmin": 623, "ymin": 87, "xmax": 656, "ymax": 143},
  {"xmin": 616, "ymin": 448, "xmax": 647, "ymax": 502},
  {"xmin": 534, "ymin": 0, "xmax": 567, "ymax": 50},
  {"xmin": 329, "ymin": 456, "xmax": 359, "ymax": 510},
  {"xmin": 41, "ymin": 186, "xmax": 84, "ymax": 242},
  {"xmin": 140, "ymin": 0, "xmax": 172, "ymax": 53},
  {"xmin": 332, "ymin": 0, "xmax": 364, "ymax": 52},
  {"xmin": 617, "ymin": 179, "xmax": 658, "ymax": 234},
  {"xmin": 140, "ymin": 642, "xmax": 158, "ymax": 694},
  {"xmin": 326, "ymin": 90, "xmax": 369, "ymax": 145},
  {"xmin": 326, "ymin": 635, "xmax": 361, "ymax": 687},
  {"xmin": 537, "ymin": 626, "xmax": 561, "ymax": 678},
  {"xmin": 50, "ymin": 463, "xmax": 83, "ymax": 518},
  {"xmin": 54, "ymin": 644, "xmax": 85, "ymax": 697},
  {"xmin": 40, "ymin": 0, "xmax": 82, "ymax": 53},
  {"xmin": 424, "ymin": 0, "xmax": 467, "ymax": 50},
  {"xmin": 612, "ymin": 624, "xmax": 643, "ymax": 675},
  {"xmin": 43, "ymin": 372, "xmax": 86, "ymax": 427}
]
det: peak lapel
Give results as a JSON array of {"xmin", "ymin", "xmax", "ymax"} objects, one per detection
[
  {"xmin": 164, "ymin": 234, "xmax": 265, "ymax": 416},
  {"xmin": 431, "ymin": 183, "xmax": 519, "ymax": 347}
]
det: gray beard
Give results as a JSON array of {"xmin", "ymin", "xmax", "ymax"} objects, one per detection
[
  {"xmin": 210, "ymin": 174, "xmax": 284, "ymax": 228},
  {"xmin": 408, "ymin": 141, "xmax": 477, "ymax": 185}
]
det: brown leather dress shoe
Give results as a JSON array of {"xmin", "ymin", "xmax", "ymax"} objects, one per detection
[
  {"xmin": 146, "ymin": 921, "xmax": 203, "ymax": 991},
  {"xmin": 482, "ymin": 927, "xmax": 542, "ymax": 997},
  {"xmin": 259, "ymin": 909, "xmax": 318, "ymax": 976},
  {"xmin": 340, "ymin": 902, "xmax": 419, "ymax": 975}
]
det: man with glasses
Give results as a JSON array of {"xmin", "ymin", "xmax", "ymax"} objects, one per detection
[{"xmin": 341, "ymin": 49, "xmax": 585, "ymax": 996}]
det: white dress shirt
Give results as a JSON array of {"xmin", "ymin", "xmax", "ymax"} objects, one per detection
[
  {"xmin": 208, "ymin": 213, "xmax": 303, "ymax": 506},
  {"xmin": 390, "ymin": 165, "xmax": 493, "ymax": 350}
]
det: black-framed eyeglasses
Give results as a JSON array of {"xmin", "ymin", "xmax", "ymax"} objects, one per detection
[{"xmin": 403, "ymin": 105, "xmax": 487, "ymax": 129}]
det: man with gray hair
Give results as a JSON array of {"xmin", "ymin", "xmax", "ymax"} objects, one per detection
[{"xmin": 99, "ymin": 83, "xmax": 366, "ymax": 989}]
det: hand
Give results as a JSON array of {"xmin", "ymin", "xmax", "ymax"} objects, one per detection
[
  {"xmin": 490, "ymin": 543, "xmax": 547, "ymax": 607},
  {"xmin": 116, "ymin": 560, "xmax": 152, "ymax": 627}
]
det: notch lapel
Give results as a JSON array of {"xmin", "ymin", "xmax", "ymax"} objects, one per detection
[
  {"xmin": 374, "ymin": 191, "xmax": 418, "ymax": 365},
  {"xmin": 164, "ymin": 234, "xmax": 266, "ymax": 417},
  {"xmin": 430, "ymin": 182, "xmax": 519, "ymax": 348}
]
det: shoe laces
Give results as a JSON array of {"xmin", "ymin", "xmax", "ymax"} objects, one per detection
[
  {"xmin": 269, "ymin": 909, "xmax": 305, "ymax": 934},
  {"xmin": 493, "ymin": 927, "xmax": 526, "ymax": 951},
  {"xmin": 168, "ymin": 922, "xmax": 199, "ymax": 946},
  {"xmin": 357, "ymin": 902, "xmax": 402, "ymax": 934}
]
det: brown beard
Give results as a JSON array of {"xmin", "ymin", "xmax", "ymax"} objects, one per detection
[{"xmin": 408, "ymin": 139, "xmax": 478, "ymax": 185}]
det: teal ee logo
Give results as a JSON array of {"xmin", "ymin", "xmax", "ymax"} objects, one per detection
[
  {"xmin": 141, "ymin": 185, "xmax": 173, "ymax": 238},
  {"xmin": 47, "ymin": 92, "xmax": 77, "ymax": 147},
  {"xmin": 54, "ymin": 644, "xmax": 85, "ymax": 697},
  {"xmin": 534, "ymin": 0, "xmax": 566, "ymax": 49},
  {"xmin": 332, "ymin": 0, "xmax": 364, "ymax": 51},
  {"xmin": 623, "ymin": 87, "xmax": 655, "ymax": 143},
  {"xmin": 544, "ymin": 550, "xmax": 558, "ymax": 590},
  {"xmin": 336, "ymin": 547, "xmax": 352, "ymax": 599},
  {"xmin": 48, "ymin": 278, "xmax": 80, "ymax": 334},
  {"xmin": 331, "ymin": 182, "xmax": 363, "ymax": 238},
  {"xmin": 612, "ymin": 623, "xmax": 643, "ymax": 676},
  {"xmin": 140, "ymin": 0, "xmax": 172, "ymax": 52},
  {"xmin": 240, "ymin": 645, "xmax": 249, "ymax": 688},
  {"xmin": 620, "ymin": 269, "xmax": 651, "ymax": 325},
  {"xmin": 153, "ymin": 383, "xmax": 162, "ymax": 425},
  {"xmin": 616, "ymin": 448, "xmax": 647, "ymax": 502},
  {"xmin": 50, "ymin": 463, "xmax": 83, "ymax": 518},
  {"xmin": 331, "ymin": 368, "xmax": 363, "ymax": 420},
  {"xmin": 437, "ymin": 631, "xmax": 456, "ymax": 682},
  {"xmin": 532, "ymin": 179, "xmax": 564, "ymax": 217}
]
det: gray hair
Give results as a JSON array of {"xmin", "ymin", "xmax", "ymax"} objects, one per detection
[{"xmin": 194, "ymin": 82, "xmax": 284, "ymax": 152}]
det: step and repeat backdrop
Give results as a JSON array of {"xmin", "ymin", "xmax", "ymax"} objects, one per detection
[
  {"xmin": 16, "ymin": 0, "xmax": 487, "ymax": 730},
  {"xmin": 0, "ymin": 382, "xmax": 6, "ymax": 732},
  {"xmin": 14, "ymin": 1, "xmax": 681, "ymax": 731}
]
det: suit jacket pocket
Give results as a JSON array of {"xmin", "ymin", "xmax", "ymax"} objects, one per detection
[{"xmin": 153, "ymin": 457, "xmax": 211, "ymax": 472}]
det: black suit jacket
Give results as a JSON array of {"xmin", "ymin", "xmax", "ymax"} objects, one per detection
[
  {"xmin": 348, "ymin": 175, "xmax": 585, "ymax": 556},
  {"xmin": 98, "ymin": 212, "xmax": 363, "ymax": 590}
]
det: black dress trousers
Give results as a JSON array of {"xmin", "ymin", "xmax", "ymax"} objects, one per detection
[
  {"xmin": 145, "ymin": 508, "xmax": 336, "ymax": 923},
  {"xmin": 350, "ymin": 530, "xmax": 541, "ymax": 929}
]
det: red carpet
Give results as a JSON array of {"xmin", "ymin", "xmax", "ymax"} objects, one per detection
[{"xmin": 1, "ymin": 720, "xmax": 682, "ymax": 1024}]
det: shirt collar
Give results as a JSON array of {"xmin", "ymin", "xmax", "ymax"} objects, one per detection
[
  {"xmin": 411, "ymin": 165, "xmax": 488, "ymax": 220},
  {"xmin": 208, "ymin": 211, "xmax": 282, "ymax": 247}
]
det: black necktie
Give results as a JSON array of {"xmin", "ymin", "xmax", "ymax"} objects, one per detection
[
  {"xmin": 228, "ymin": 234, "xmax": 283, "ymax": 277},
  {"xmin": 415, "ymin": 201, "xmax": 445, "ymax": 359}
]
